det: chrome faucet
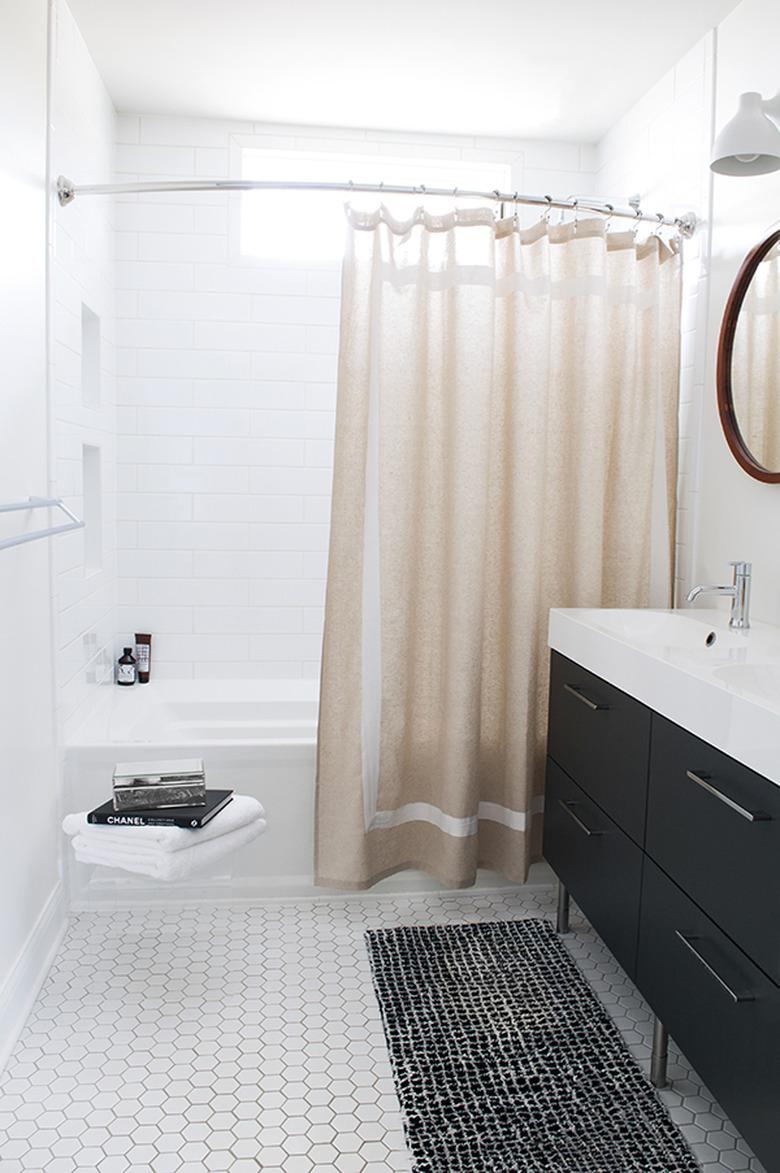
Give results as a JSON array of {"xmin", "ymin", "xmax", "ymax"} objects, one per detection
[{"xmin": 686, "ymin": 561, "xmax": 752, "ymax": 629}]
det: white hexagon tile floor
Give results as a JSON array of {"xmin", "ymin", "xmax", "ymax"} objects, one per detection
[{"xmin": 0, "ymin": 884, "xmax": 768, "ymax": 1173}]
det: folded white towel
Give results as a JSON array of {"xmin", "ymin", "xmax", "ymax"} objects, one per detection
[
  {"xmin": 63, "ymin": 794, "xmax": 264, "ymax": 853},
  {"xmin": 72, "ymin": 816, "xmax": 266, "ymax": 881}
]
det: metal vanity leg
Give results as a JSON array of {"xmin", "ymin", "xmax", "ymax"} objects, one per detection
[
  {"xmin": 650, "ymin": 1016, "xmax": 669, "ymax": 1089},
  {"xmin": 556, "ymin": 882, "xmax": 570, "ymax": 934}
]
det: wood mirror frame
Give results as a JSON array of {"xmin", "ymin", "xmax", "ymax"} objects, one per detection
[{"xmin": 717, "ymin": 227, "xmax": 780, "ymax": 483}]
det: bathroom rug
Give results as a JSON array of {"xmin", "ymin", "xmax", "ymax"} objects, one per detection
[{"xmin": 365, "ymin": 917, "xmax": 699, "ymax": 1173}]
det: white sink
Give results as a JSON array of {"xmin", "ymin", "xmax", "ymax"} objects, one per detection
[
  {"xmin": 581, "ymin": 608, "xmax": 747, "ymax": 653},
  {"xmin": 549, "ymin": 607, "xmax": 780, "ymax": 787},
  {"xmin": 713, "ymin": 663, "xmax": 780, "ymax": 713}
]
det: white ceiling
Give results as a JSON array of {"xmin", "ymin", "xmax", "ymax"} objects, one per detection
[{"xmin": 68, "ymin": 0, "xmax": 740, "ymax": 143}]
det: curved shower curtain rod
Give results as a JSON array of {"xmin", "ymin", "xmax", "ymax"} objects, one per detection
[{"xmin": 56, "ymin": 175, "xmax": 697, "ymax": 238}]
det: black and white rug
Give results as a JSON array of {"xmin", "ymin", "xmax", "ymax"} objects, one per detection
[{"xmin": 365, "ymin": 917, "xmax": 699, "ymax": 1173}]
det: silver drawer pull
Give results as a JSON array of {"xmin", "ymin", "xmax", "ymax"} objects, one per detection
[
  {"xmin": 558, "ymin": 799, "xmax": 604, "ymax": 837},
  {"xmin": 674, "ymin": 931, "xmax": 755, "ymax": 1004},
  {"xmin": 685, "ymin": 770, "xmax": 771, "ymax": 823},
  {"xmin": 564, "ymin": 683, "xmax": 608, "ymax": 711}
]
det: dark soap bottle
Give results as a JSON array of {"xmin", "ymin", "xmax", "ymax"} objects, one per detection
[{"xmin": 117, "ymin": 647, "xmax": 137, "ymax": 686}]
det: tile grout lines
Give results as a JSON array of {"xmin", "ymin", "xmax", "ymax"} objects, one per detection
[{"xmin": 0, "ymin": 886, "xmax": 766, "ymax": 1172}]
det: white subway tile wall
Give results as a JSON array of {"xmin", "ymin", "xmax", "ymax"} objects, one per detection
[
  {"xmin": 115, "ymin": 116, "xmax": 596, "ymax": 679},
  {"xmin": 50, "ymin": 0, "xmax": 117, "ymax": 736}
]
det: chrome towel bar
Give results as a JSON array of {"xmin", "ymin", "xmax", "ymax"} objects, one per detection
[{"xmin": 0, "ymin": 496, "xmax": 85, "ymax": 552}]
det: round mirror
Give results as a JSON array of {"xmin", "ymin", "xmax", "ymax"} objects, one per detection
[{"xmin": 717, "ymin": 228, "xmax": 780, "ymax": 482}]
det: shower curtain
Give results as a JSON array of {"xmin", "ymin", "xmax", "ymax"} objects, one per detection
[{"xmin": 316, "ymin": 206, "xmax": 681, "ymax": 889}]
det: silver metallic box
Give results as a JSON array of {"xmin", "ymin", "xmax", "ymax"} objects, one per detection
[{"xmin": 112, "ymin": 758, "xmax": 206, "ymax": 811}]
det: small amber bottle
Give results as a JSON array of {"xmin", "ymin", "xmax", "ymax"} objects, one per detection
[{"xmin": 117, "ymin": 647, "xmax": 137, "ymax": 686}]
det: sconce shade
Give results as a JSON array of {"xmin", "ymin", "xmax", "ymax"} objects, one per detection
[{"xmin": 711, "ymin": 92, "xmax": 780, "ymax": 176}]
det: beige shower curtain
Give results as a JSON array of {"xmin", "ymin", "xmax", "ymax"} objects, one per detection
[{"xmin": 316, "ymin": 206, "xmax": 681, "ymax": 890}]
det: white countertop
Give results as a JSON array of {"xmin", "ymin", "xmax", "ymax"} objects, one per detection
[{"xmin": 549, "ymin": 607, "xmax": 780, "ymax": 786}]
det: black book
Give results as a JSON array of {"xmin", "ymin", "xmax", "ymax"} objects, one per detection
[{"xmin": 88, "ymin": 789, "xmax": 234, "ymax": 829}]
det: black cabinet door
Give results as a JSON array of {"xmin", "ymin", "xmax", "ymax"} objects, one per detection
[
  {"xmin": 547, "ymin": 652, "xmax": 651, "ymax": 844},
  {"xmin": 543, "ymin": 759, "xmax": 643, "ymax": 980},
  {"xmin": 638, "ymin": 859, "xmax": 780, "ymax": 1173},
  {"xmin": 646, "ymin": 714, "xmax": 780, "ymax": 985}
]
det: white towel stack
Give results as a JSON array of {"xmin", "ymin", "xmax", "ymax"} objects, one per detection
[{"xmin": 62, "ymin": 794, "xmax": 266, "ymax": 881}]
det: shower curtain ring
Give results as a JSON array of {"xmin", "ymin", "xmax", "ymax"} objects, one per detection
[
  {"xmin": 604, "ymin": 203, "xmax": 614, "ymax": 234},
  {"xmin": 572, "ymin": 199, "xmax": 579, "ymax": 234},
  {"xmin": 544, "ymin": 195, "xmax": 553, "ymax": 225},
  {"xmin": 512, "ymin": 192, "xmax": 519, "ymax": 225},
  {"xmin": 632, "ymin": 207, "xmax": 642, "ymax": 239}
]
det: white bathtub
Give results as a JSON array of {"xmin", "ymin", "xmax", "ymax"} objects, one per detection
[
  {"xmin": 74, "ymin": 677, "xmax": 319, "ymax": 746},
  {"xmin": 64, "ymin": 678, "xmax": 537, "ymax": 905},
  {"xmin": 64, "ymin": 679, "xmax": 319, "ymax": 905}
]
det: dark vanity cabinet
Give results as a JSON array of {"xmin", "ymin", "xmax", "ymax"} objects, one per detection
[
  {"xmin": 646, "ymin": 714, "xmax": 780, "ymax": 986},
  {"xmin": 543, "ymin": 650, "xmax": 780, "ymax": 1173},
  {"xmin": 544, "ymin": 653, "xmax": 650, "ymax": 979},
  {"xmin": 547, "ymin": 652, "xmax": 651, "ymax": 844}
]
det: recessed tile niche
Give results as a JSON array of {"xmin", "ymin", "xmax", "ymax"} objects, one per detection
[
  {"xmin": 82, "ymin": 443, "xmax": 102, "ymax": 574},
  {"xmin": 80, "ymin": 302, "xmax": 100, "ymax": 409}
]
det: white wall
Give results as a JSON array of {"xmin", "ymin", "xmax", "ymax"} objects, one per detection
[
  {"xmin": 49, "ymin": 0, "xmax": 117, "ymax": 737},
  {"xmin": 595, "ymin": 32, "xmax": 716, "ymax": 605},
  {"xmin": 597, "ymin": 0, "xmax": 780, "ymax": 624},
  {"xmin": 0, "ymin": 0, "xmax": 64, "ymax": 1055},
  {"xmin": 0, "ymin": 0, "xmax": 117, "ymax": 1058},
  {"xmin": 694, "ymin": 0, "xmax": 780, "ymax": 624},
  {"xmin": 113, "ymin": 118, "xmax": 596, "ymax": 679}
]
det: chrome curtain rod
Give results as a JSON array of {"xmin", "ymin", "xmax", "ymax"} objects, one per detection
[{"xmin": 56, "ymin": 175, "xmax": 697, "ymax": 238}]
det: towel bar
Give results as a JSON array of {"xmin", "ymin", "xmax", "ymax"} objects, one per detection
[{"xmin": 0, "ymin": 496, "xmax": 85, "ymax": 552}]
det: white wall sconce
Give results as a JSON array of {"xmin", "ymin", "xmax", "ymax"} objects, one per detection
[{"xmin": 711, "ymin": 91, "xmax": 780, "ymax": 176}]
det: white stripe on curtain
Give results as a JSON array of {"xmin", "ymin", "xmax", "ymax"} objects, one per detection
[{"xmin": 369, "ymin": 797, "xmax": 545, "ymax": 836}]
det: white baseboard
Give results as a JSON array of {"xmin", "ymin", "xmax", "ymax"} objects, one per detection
[
  {"xmin": 68, "ymin": 865, "xmax": 555, "ymax": 911},
  {"xmin": 0, "ymin": 883, "xmax": 67, "ymax": 1072}
]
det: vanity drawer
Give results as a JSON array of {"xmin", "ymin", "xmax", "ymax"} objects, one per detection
[
  {"xmin": 637, "ymin": 859, "xmax": 780, "ymax": 1173},
  {"xmin": 543, "ymin": 759, "xmax": 643, "ymax": 979},
  {"xmin": 646, "ymin": 714, "xmax": 780, "ymax": 984},
  {"xmin": 547, "ymin": 652, "xmax": 651, "ymax": 843}
]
